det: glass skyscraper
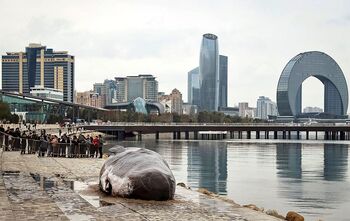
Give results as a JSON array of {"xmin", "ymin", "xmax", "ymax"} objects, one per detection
[
  {"xmin": 2, "ymin": 43, "xmax": 74, "ymax": 102},
  {"xmin": 219, "ymin": 55, "xmax": 228, "ymax": 108},
  {"xmin": 199, "ymin": 33, "xmax": 219, "ymax": 111},
  {"xmin": 187, "ymin": 67, "xmax": 200, "ymax": 106}
]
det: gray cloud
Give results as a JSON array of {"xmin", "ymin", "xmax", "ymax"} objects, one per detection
[{"xmin": 0, "ymin": 0, "xmax": 350, "ymax": 109}]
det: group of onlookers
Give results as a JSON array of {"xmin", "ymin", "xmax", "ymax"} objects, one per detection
[{"xmin": 0, "ymin": 125, "xmax": 104, "ymax": 158}]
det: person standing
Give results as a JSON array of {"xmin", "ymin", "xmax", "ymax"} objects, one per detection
[
  {"xmin": 98, "ymin": 134, "xmax": 104, "ymax": 158},
  {"xmin": 20, "ymin": 131, "xmax": 27, "ymax": 154},
  {"xmin": 39, "ymin": 135, "xmax": 48, "ymax": 157},
  {"xmin": 71, "ymin": 135, "xmax": 79, "ymax": 158},
  {"xmin": 0, "ymin": 125, "xmax": 4, "ymax": 148},
  {"xmin": 51, "ymin": 135, "xmax": 59, "ymax": 157},
  {"xmin": 4, "ymin": 127, "xmax": 10, "ymax": 151},
  {"xmin": 27, "ymin": 132, "xmax": 33, "ymax": 154},
  {"xmin": 13, "ymin": 128, "xmax": 21, "ymax": 151},
  {"xmin": 92, "ymin": 136, "xmax": 99, "ymax": 158}
]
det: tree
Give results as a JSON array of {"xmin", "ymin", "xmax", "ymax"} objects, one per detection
[{"xmin": 0, "ymin": 101, "xmax": 19, "ymax": 123}]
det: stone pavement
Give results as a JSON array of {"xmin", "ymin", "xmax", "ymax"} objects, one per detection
[{"xmin": 0, "ymin": 150, "xmax": 283, "ymax": 221}]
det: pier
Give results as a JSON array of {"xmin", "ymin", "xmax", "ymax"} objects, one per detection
[{"xmin": 81, "ymin": 122, "xmax": 350, "ymax": 141}]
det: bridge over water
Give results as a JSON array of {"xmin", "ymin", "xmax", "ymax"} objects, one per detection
[{"xmin": 81, "ymin": 123, "xmax": 350, "ymax": 141}]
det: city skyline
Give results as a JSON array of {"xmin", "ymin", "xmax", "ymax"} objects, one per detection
[{"xmin": 0, "ymin": 0, "xmax": 350, "ymax": 108}]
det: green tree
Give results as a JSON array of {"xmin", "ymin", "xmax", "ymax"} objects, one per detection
[{"xmin": 0, "ymin": 101, "xmax": 19, "ymax": 123}]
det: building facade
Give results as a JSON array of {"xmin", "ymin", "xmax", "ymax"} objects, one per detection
[
  {"xmin": 276, "ymin": 51, "xmax": 348, "ymax": 118},
  {"xmin": 199, "ymin": 33, "xmax": 219, "ymax": 112},
  {"xmin": 159, "ymin": 88, "xmax": 183, "ymax": 114},
  {"xmin": 188, "ymin": 67, "xmax": 200, "ymax": 106},
  {"xmin": 170, "ymin": 88, "xmax": 183, "ymax": 114},
  {"xmin": 2, "ymin": 43, "xmax": 74, "ymax": 102},
  {"xmin": 115, "ymin": 75, "xmax": 158, "ymax": 102},
  {"xmin": 238, "ymin": 102, "xmax": 249, "ymax": 117},
  {"xmin": 303, "ymin": 106, "xmax": 323, "ymax": 113},
  {"xmin": 182, "ymin": 103, "xmax": 198, "ymax": 115},
  {"xmin": 197, "ymin": 34, "xmax": 228, "ymax": 112},
  {"xmin": 218, "ymin": 55, "xmax": 228, "ymax": 108},
  {"xmin": 218, "ymin": 106, "xmax": 238, "ymax": 117},
  {"xmin": 93, "ymin": 83, "xmax": 106, "ymax": 106},
  {"xmin": 238, "ymin": 102, "xmax": 256, "ymax": 118},
  {"xmin": 76, "ymin": 91, "xmax": 103, "ymax": 108},
  {"xmin": 30, "ymin": 86, "xmax": 64, "ymax": 101},
  {"xmin": 93, "ymin": 79, "xmax": 118, "ymax": 107},
  {"xmin": 256, "ymin": 96, "xmax": 278, "ymax": 119}
]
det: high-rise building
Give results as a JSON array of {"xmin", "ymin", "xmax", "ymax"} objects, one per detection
[
  {"xmin": 197, "ymin": 34, "xmax": 228, "ymax": 112},
  {"xmin": 238, "ymin": 102, "xmax": 256, "ymax": 118},
  {"xmin": 238, "ymin": 102, "xmax": 249, "ymax": 117},
  {"xmin": 1, "ymin": 43, "xmax": 74, "ymax": 102},
  {"xmin": 93, "ymin": 83, "xmax": 106, "ymax": 106},
  {"xmin": 115, "ymin": 74, "xmax": 158, "ymax": 102},
  {"xmin": 199, "ymin": 33, "xmax": 219, "ymax": 112},
  {"xmin": 170, "ymin": 88, "xmax": 183, "ymax": 114},
  {"xmin": 158, "ymin": 88, "xmax": 183, "ymax": 114},
  {"xmin": 188, "ymin": 67, "xmax": 200, "ymax": 106},
  {"xmin": 76, "ymin": 91, "xmax": 103, "ymax": 108},
  {"xmin": 103, "ymin": 79, "xmax": 117, "ymax": 105},
  {"xmin": 219, "ymin": 55, "xmax": 228, "ymax": 108},
  {"xmin": 256, "ymin": 96, "xmax": 278, "ymax": 119},
  {"xmin": 93, "ymin": 79, "xmax": 117, "ymax": 107}
]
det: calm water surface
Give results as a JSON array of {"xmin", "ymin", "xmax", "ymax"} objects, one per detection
[{"xmin": 108, "ymin": 139, "xmax": 350, "ymax": 221}]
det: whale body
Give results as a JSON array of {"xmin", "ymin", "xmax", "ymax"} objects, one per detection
[{"xmin": 99, "ymin": 146, "xmax": 176, "ymax": 200}]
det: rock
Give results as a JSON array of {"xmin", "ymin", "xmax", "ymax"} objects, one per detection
[
  {"xmin": 99, "ymin": 146, "xmax": 176, "ymax": 200},
  {"xmin": 265, "ymin": 209, "xmax": 285, "ymax": 219},
  {"xmin": 286, "ymin": 211, "xmax": 304, "ymax": 221},
  {"xmin": 177, "ymin": 182, "xmax": 189, "ymax": 189},
  {"xmin": 198, "ymin": 188, "xmax": 214, "ymax": 196},
  {"xmin": 243, "ymin": 204, "xmax": 263, "ymax": 212}
]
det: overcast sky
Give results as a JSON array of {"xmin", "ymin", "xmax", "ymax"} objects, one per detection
[{"xmin": 0, "ymin": 0, "xmax": 349, "ymax": 108}]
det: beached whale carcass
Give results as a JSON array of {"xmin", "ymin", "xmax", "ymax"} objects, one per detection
[{"xmin": 99, "ymin": 146, "xmax": 176, "ymax": 200}]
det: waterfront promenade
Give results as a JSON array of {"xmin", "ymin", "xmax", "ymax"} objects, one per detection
[{"xmin": 0, "ymin": 149, "xmax": 283, "ymax": 221}]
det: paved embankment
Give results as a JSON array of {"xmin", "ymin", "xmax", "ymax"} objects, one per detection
[{"xmin": 0, "ymin": 150, "xmax": 283, "ymax": 221}]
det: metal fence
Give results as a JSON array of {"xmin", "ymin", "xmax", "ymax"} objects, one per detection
[{"xmin": 0, "ymin": 131, "xmax": 100, "ymax": 158}]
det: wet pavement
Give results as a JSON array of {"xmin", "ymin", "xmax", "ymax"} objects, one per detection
[{"xmin": 0, "ymin": 150, "xmax": 282, "ymax": 220}]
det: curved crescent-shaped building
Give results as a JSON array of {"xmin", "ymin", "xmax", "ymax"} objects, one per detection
[
  {"xmin": 276, "ymin": 51, "xmax": 348, "ymax": 117},
  {"xmin": 199, "ymin": 33, "xmax": 219, "ymax": 111}
]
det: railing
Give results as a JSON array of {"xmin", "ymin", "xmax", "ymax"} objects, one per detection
[
  {"xmin": 81, "ymin": 122, "xmax": 343, "ymax": 127},
  {"xmin": 0, "ymin": 131, "xmax": 101, "ymax": 158}
]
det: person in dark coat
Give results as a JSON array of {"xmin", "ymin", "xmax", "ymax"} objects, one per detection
[
  {"xmin": 39, "ymin": 135, "xmax": 48, "ymax": 157},
  {"xmin": 4, "ymin": 127, "xmax": 10, "ymax": 151},
  {"xmin": 98, "ymin": 134, "xmax": 104, "ymax": 158},
  {"xmin": 78, "ymin": 134, "xmax": 86, "ymax": 157},
  {"xmin": 12, "ymin": 128, "xmax": 21, "ymax": 151},
  {"xmin": 31, "ymin": 132, "xmax": 39, "ymax": 154},
  {"xmin": 20, "ymin": 131, "xmax": 27, "ymax": 154},
  {"xmin": 0, "ymin": 125, "xmax": 5, "ymax": 148},
  {"xmin": 71, "ymin": 136, "xmax": 79, "ymax": 158}
]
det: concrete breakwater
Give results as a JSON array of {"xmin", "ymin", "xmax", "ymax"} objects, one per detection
[{"xmin": 0, "ymin": 150, "xmax": 283, "ymax": 221}]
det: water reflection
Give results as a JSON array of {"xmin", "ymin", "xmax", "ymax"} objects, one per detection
[
  {"xmin": 31, "ymin": 173, "xmax": 57, "ymax": 190},
  {"xmin": 324, "ymin": 144, "xmax": 348, "ymax": 181},
  {"xmin": 276, "ymin": 143, "xmax": 302, "ymax": 180},
  {"xmin": 111, "ymin": 139, "xmax": 350, "ymax": 220},
  {"xmin": 187, "ymin": 142, "xmax": 227, "ymax": 194}
]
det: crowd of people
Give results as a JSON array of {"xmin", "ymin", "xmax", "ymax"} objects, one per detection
[{"xmin": 0, "ymin": 125, "xmax": 104, "ymax": 158}]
